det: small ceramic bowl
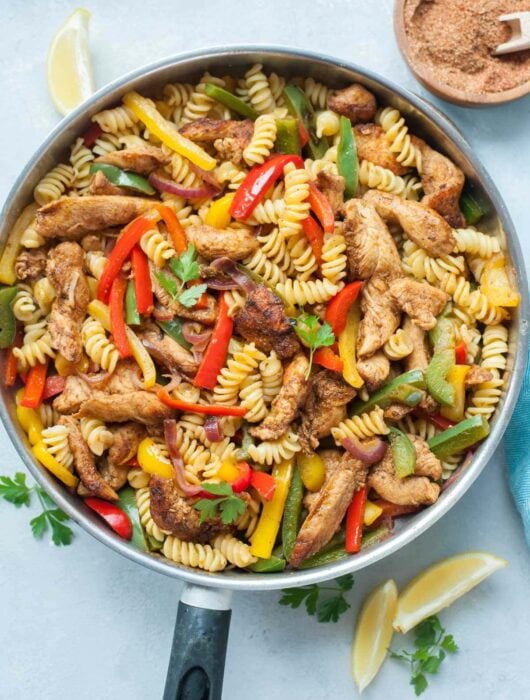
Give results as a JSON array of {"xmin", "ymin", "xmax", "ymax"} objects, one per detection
[{"xmin": 394, "ymin": 0, "xmax": 530, "ymax": 107}]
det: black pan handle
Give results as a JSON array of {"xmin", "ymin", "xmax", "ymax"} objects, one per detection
[{"xmin": 163, "ymin": 584, "xmax": 232, "ymax": 700}]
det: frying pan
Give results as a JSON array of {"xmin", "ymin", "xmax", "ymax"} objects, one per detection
[{"xmin": 1, "ymin": 47, "xmax": 527, "ymax": 700}]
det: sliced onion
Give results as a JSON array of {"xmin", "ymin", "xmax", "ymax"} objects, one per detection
[
  {"xmin": 153, "ymin": 305, "xmax": 174, "ymax": 322},
  {"xmin": 209, "ymin": 257, "xmax": 256, "ymax": 294},
  {"xmin": 164, "ymin": 419, "xmax": 203, "ymax": 497},
  {"xmin": 161, "ymin": 373, "xmax": 184, "ymax": 394},
  {"xmin": 77, "ymin": 371, "xmax": 112, "ymax": 389},
  {"xmin": 182, "ymin": 322, "xmax": 212, "ymax": 351},
  {"xmin": 149, "ymin": 171, "xmax": 218, "ymax": 200},
  {"xmin": 189, "ymin": 162, "xmax": 222, "ymax": 190},
  {"xmin": 342, "ymin": 436, "xmax": 387, "ymax": 465},
  {"xmin": 204, "ymin": 416, "xmax": 224, "ymax": 443}
]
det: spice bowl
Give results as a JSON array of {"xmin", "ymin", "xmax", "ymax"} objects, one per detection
[{"xmin": 394, "ymin": 0, "xmax": 530, "ymax": 107}]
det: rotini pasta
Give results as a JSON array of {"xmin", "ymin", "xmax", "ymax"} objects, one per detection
[
  {"xmin": 331, "ymin": 407, "xmax": 389, "ymax": 444},
  {"xmin": 81, "ymin": 317, "xmax": 119, "ymax": 373},
  {"xmin": 162, "ymin": 536, "xmax": 227, "ymax": 572},
  {"xmin": 243, "ymin": 114, "xmax": 277, "ymax": 166},
  {"xmin": 315, "ymin": 110, "xmax": 340, "ymax": 138},
  {"xmin": 248, "ymin": 431, "xmax": 301, "ymax": 466},
  {"xmin": 41, "ymin": 425, "xmax": 73, "ymax": 469},
  {"xmin": 244, "ymin": 64, "xmax": 276, "ymax": 114},
  {"xmin": 92, "ymin": 105, "xmax": 139, "ymax": 135},
  {"xmin": 276, "ymin": 278, "xmax": 339, "ymax": 306},
  {"xmin": 80, "ymin": 417, "xmax": 114, "ymax": 456},
  {"xmin": 303, "ymin": 77, "xmax": 329, "ymax": 109},
  {"xmin": 376, "ymin": 107, "xmax": 421, "ymax": 171},
  {"xmin": 453, "ymin": 228, "xmax": 501, "ymax": 258},
  {"xmin": 321, "ymin": 234, "xmax": 347, "ymax": 286},
  {"xmin": 136, "ymin": 487, "xmax": 167, "ymax": 542},
  {"xmin": 259, "ymin": 351, "xmax": 283, "ymax": 404},
  {"xmin": 212, "ymin": 534, "xmax": 257, "ymax": 567},
  {"xmin": 278, "ymin": 163, "xmax": 311, "ymax": 239},
  {"xmin": 383, "ymin": 329, "xmax": 414, "ymax": 361},
  {"xmin": 140, "ymin": 228, "xmax": 175, "ymax": 267},
  {"xmin": 214, "ymin": 343, "xmax": 266, "ymax": 406},
  {"xmin": 34, "ymin": 164, "xmax": 75, "ymax": 205}
]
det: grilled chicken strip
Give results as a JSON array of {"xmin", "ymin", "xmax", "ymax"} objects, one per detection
[
  {"xmin": 464, "ymin": 365, "xmax": 493, "ymax": 387},
  {"xmin": 46, "ymin": 242, "xmax": 90, "ymax": 362},
  {"xmin": 179, "ymin": 118, "xmax": 254, "ymax": 165},
  {"xmin": 389, "ymin": 278, "xmax": 449, "ymax": 331},
  {"xmin": 402, "ymin": 316, "xmax": 438, "ymax": 413},
  {"xmin": 343, "ymin": 199, "xmax": 402, "ymax": 358},
  {"xmin": 136, "ymin": 323, "xmax": 198, "ymax": 376},
  {"xmin": 327, "ymin": 84, "xmax": 377, "ymax": 124},
  {"xmin": 408, "ymin": 435, "xmax": 443, "ymax": 480},
  {"xmin": 150, "ymin": 265, "xmax": 218, "ymax": 325},
  {"xmin": 298, "ymin": 369, "xmax": 356, "ymax": 452},
  {"xmin": 76, "ymin": 392, "xmax": 174, "ymax": 424},
  {"xmin": 95, "ymin": 145, "xmax": 170, "ymax": 174},
  {"xmin": 107, "ymin": 422, "xmax": 147, "ymax": 466},
  {"xmin": 289, "ymin": 450, "xmax": 367, "ymax": 568},
  {"xmin": 234, "ymin": 284, "xmax": 300, "ymax": 360},
  {"xmin": 35, "ymin": 195, "xmax": 153, "ymax": 239},
  {"xmin": 59, "ymin": 416, "xmax": 118, "ymax": 501},
  {"xmin": 250, "ymin": 353, "xmax": 309, "ymax": 441},
  {"xmin": 88, "ymin": 171, "xmax": 128, "ymax": 196},
  {"xmin": 316, "ymin": 170, "xmax": 345, "ymax": 216},
  {"xmin": 412, "ymin": 136, "xmax": 465, "ymax": 228},
  {"xmin": 364, "ymin": 190, "xmax": 455, "ymax": 257},
  {"xmin": 357, "ymin": 351, "xmax": 391, "ymax": 391},
  {"xmin": 14, "ymin": 249, "xmax": 47, "ymax": 281},
  {"xmin": 186, "ymin": 224, "xmax": 258, "ymax": 261},
  {"xmin": 354, "ymin": 123, "xmax": 409, "ymax": 175}
]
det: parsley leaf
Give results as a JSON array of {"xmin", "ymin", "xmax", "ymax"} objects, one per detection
[
  {"xmin": 279, "ymin": 576, "xmax": 354, "ymax": 623},
  {"xmin": 193, "ymin": 481, "xmax": 246, "ymax": 525},
  {"xmin": 178, "ymin": 283, "xmax": 207, "ymax": 308},
  {"xmin": 169, "ymin": 244, "xmax": 200, "ymax": 285},
  {"xmin": 294, "ymin": 314, "xmax": 335, "ymax": 379},
  {"xmin": 155, "ymin": 270, "xmax": 179, "ymax": 298},
  {"xmin": 391, "ymin": 615, "xmax": 458, "ymax": 696},
  {"xmin": 0, "ymin": 472, "xmax": 74, "ymax": 546}
]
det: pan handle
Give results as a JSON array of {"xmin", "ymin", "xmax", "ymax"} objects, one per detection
[{"xmin": 163, "ymin": 584, "xmax": 233, "ymax": 700}]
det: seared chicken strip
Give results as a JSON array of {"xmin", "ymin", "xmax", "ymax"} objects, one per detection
[
  {"xmin": 88, "ymin": 171, "xmax": 128, "ymax": 196},
  {"xmin": 389, "ymin": 278, "xmax": 449, "ymax": 331},
  {"xmin": 95, "ymin": 145, "xmax": 170, "ymax": 174},
  {"xmin": 327, "ymin": 84, "xmax": 377, "ymax": 124},
  {"xmin": 250, "ymin": 353, "xmax": 309, "ymax": 441},
  {"xmin": 357, "ymin": 351, "xmax": 391, "ymax": 391},
  {"xmin": 14, "ymin": 249, "xmax": 47, "ymax": 281},
  {"xmin": 354, "ymin": 123, "xmax": 409, "ymax": 175},
  {"xmin": 408, "ymin": 435, "xmax": 443, "ymax": 480},
  {"xmin": 179, "ymin": 118, "xmax": 254, "ymax": 165},
  {"xmin": 364, "ymin": 190, "xmax": 455, "ymax": 257},
  {"xmin": 316, "ymin": 170, "xmax": 345, "ymax": 216},
  {"xmin": 186, "ymin": 224, "xmax": 258, "ymax": 261},
  {"xmin": 402, "ymin": 316, "xmax": 438, "ymax": 413},
  {"xmin": 46, "ymin": 242, "xmax": 90, "ymax": 362},
  {"xmin": 107, "ymin": 422, "xmax": 146, "ymax": 466},
  {"xmin": 150, "ymin": 265, "xmax": 218, "ymax": 326},
  {"xmin": 77, "ymin": 392, "xmax": 174, "ymax": 424},
  {"xmin": 465, "ymin": 365, "xmax": 493, "ymax": 387},
  {"xmin": 35, "ymin": 195, "xmax": 153, "ymax": 239},
  {"xmin": 136, "ymin": 323, "xmax": 198, "ymax": 376}
]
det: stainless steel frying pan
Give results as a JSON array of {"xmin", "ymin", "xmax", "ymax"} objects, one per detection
[{"xmin": 1, "ymin": 47, "xmax": 527, "ymax": 699}]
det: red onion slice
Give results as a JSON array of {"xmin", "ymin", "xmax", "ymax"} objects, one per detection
[
  {"xmin": 153, "ymin": 305, "xmax": 174, "ymax": 322},
  {"xmin": 149, "ymin": 171, "xmax": 218, "ymax": 200},
  {"xmin": 182, "ymin": 322, "xmax": 212, "ymax": 351},
  {"xmin": 208, "ymin": 258, "xmax": 256, "ymax": 294},
  {"xmin": 189, "ymin": 162, "xmax": 222, "ymax": 191},
  {"xmin": 342, "ymin": 436, "xmax": 387, "ymax": 465},
  {"xmin": 164, "ymin": 419, "xmax": 202, "ymax": 496},
  {"xmin": 77, "ymin": 371, "xmax": 112, "ymax": 389},
  {"xmin": 204, "ymin": 416, "xmax": 224, "ymax": 443}
]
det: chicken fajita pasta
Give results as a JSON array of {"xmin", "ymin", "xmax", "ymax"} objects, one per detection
[{"xmin": 0, "ymin": 65, "xmax": 519, "ymax": 572}]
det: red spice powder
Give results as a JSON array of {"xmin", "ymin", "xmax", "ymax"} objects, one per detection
[{"xmin": 404, "ymin": 0, "xmax": 530, "ymax": 94}]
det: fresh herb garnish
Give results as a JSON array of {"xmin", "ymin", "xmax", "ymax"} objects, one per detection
[
  {"xmin": 294, "ymin": 314, "xmax": 335, "ymax": 378},
  {"xmin": 177, "ymin": 283, "xmax": 207, "ymax": 308},
  {"xmin": 169, "ymin": 244, "xmax": 200, "ymax": 285},
  {"xmin": 0, "ymin": 472, "xmax": 74, "ymax": 546},
  {"xmin": 390, "ymin": 616, "xmax": 458, "ymax": 696},
  {"xmin": 279, "ymin": 574, "xmax": 354, "ymax": 622},
  {"xmin": 193, "ymin": 481, "xmax": 247, "ymax": 525},
  {"xmin": 156, "ymin": 243, "xmax": 204, "ymax": 308}
]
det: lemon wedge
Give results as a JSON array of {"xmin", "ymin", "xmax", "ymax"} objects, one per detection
[
  {"xmin": 47, "ymin": 8, "xmax": 94, "ymax": 115},
  {"xmin": 393, "ymin": 551, "xmax": 507, "ymax": 634},
  {"xmin": 352, "ymin": 579, "xmax": 398, "ymax": 692}
]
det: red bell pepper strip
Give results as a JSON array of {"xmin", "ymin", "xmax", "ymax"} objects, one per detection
[
  {"xmin": 157, "ymin": 388, "xmax": 247, "ymax": 417},
  {"xmin": 189, "ymin": 279, "xmax": 208, "ymax": 309},
  {"xmin": 325, "ymin": 281, "xmax": 363, "ymax": 336},
  {"xmin": 230, "ymin": 154, "xmax": 304, "ymax": 220},
  {"xmin": 82, "ymin": 123, "xmax": 103, "ymax": 147},
  {"xmin": 157, "ymin": 204, "xmax": 188, "ymax": 254},
  {"xmin": 370, "ymin": 499, "xmax": 421, "ymax": 519},
  {"xmin": 84, "ymin": 497, "xmax": 132, "ymax": 540},
  {"xmin": 97, "ymin": 215, "xmax": 156, "ymax": 303},
  {"xmin": 455, "ymin": 340, "xmax": 468, "ymax": 364},
  {"xmin": 308, "ymin": 183, "xmax": 335, "ymax": 234},
  {"xmin": 250, "ymin": 470, "xmax": 276, "ymax": 501},
  {"xmin": 345, "ymin": 485, "xmax": 367, "ymax": 554},
  {"xmin": 109, "ymin": 276, "xmax": 132, "ymax": 358},
  {"xmin": 298, "ymin": 121, "xmax": 309, "ymax": 148},
  {"xmin": 126, "ymin": 456, "xmax": 140, "ymax": 468},
  {"xmin": 301, "ymin": 216, "xmax": 324, "ymax": 266},
  {"xmin": 41, "ymin": 375, "xmax": 66, "ymax": 401},
  {"xmin": 313, "ymin": 346, "xmax": 344, "ymax": 373},
  {"xmin": 130, "ymin": 246, "xmax": 153, "ymax": 315},
  {"xmin": 416, "ymin": 409, "xmax": 454, "ymax": 431},
  {"xmin": 20, "ymin": 361, "xmax": 48, "ymax": 409},
  {"xmin": 3, "ymin": 326, "xmax": 22, "ymax": 387},
  {"xmin": 199, "ymin": 462, "xmax": 251, "ymax": 499},
  {"xmin": 193, "ymin": 293, "xmax": 233, "ymax": 389}
]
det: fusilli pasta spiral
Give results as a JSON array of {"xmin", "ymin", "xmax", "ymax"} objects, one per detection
[
  {"xmin": 162, "ymin": 536, "xmax": 227, "ymax": 572},
  {"xmin": 243, "ymin": 114, "xmax": 277, "ymax": 166},
  {"xmin": 247, "ymin": 431, "xmax": 301, "ymax": 465},
  {"xmin": 331, "ymin": 407, "xmax": 389, "ymax": 444},
  {"xmin": 212, "ymin": 534, "xmax": 257, "ymax": 567},
  {"xmin": 81, "ymin": 317, "xmax": 119, "ymax": 373}
]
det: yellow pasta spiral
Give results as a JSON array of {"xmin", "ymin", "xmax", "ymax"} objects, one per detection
[
  {"xmin": 239, "ymin": 373, "xmax": 268, "ymax": 423},
  {"xmin": 81, "ymin": 317, "xmax": 119, "ymax": 373},
  {"xmin": 70, "ymin": 137, "xmax": 94, "ymax": 192},
  {"xmin": 212, "ymin": 534, "xmax": 257, "ymax": 567},
  {"xmin": 140, "ymin": 228, "xmax": 175, "ymax": 267},
  {"xmin": 243, "ymin": 249, "xmax": 288, "ymax": 286},
  {"xmin": 260, "ymin": 351, "xmax": 283, "ymax": 404},
  {"xmin": 480, "ymin": 325, "xmax": 508, "ymax": 372},
  {"xmin": 465, "ymin": 373, "xmax": 504, "ymax": 421},
  {"xmin": 20, "ymin": 222, "xmax": 45, "ymax": 249},
  {"xmin": 136, "ymin": 487, "xmax": 167, "ymax": 542},
  {"xmin": 92, "ymin": 105, "xmax": 139, "ymax": 135},
  {"xmin": 164, "ymin": 148, "xmax": 202, "ymax": 189},
  {"xmin": 13, "ymin": 322, "xmax": 55, "ymax": 371},
  {"xmin": 402, "ymin": 240, "xmax": 465, "ymax": 282},
  {"xmin": 215, "ymin": 161, "xmax": 247, "ymax": 191},
  {"xmin": 377, "ymin": 107, "xmax": 420, "ymax": 171},
  {"xmin": 127, "ymin": 467, "xmax": 150, "ymax": 489},
  {"xmin": 92, "ymin": 133, "xmax": 122, "ymax": 157},
  {"xmin": 244, "ymin": 64, "xmax": 276, "ymax": 114},
  {"xmin": 34, "ymin": 164, "xmax": 75, "ymax": 205},
  {"xmin": 243, "ymin": 114, "xmax": 277, "ymax": 166},
  {"xmin": 358, "ymin": 159, "xmax": 408, "ymax": 195},
  {"xmin": 41, "ymin": 425, "xmax": 73, "ymax": 469},
  {"xmin": 80, "ymin": 417, "xmax": 114, "ymax": 456},
  {"xmin": 278, "ymin": 163, "xmax": 311, "ymax": 239},
  {"xmin": 214, "ymin": 343, "xmax": 266, "ymax": 406},
  {"xmin": 453, "ymin": 228, "xmax": 501, "ymax": 258},
  {"xmin": 86, "ymin": 251, "xmax": 108, "ymax": 280},
  {"xmin": 162, "ymin": 536, "xmax": 227, "ymax": 572},
  {"xmin": 331, "ymin": 407, "xmax": 389, "ymax": 444},
  {"xmin": 33, "ymin": 277, "xmax": 56, "ymax": 314},
  {"xmin": 383, "ymin": 329, "xmax": 414, "ymax": 361},
  {"xmin": 247, "ymin": 431, "xmax": 301, "ymax": 466},
  {"xmin": 276, "ymin": 278, "xmax": 339, "ymax": 306},
  {"xmin": 315, "ymin": 110, "xmax": 340, "ymax": 138},
  {"xmin": 182, "ymin": 73, "xmax": 225, "ymax": 124},
  {"xmin": 255, "ymin": 227, "xmax": 292, "ymax": 273},
  {"xmin": 13, "ymin": 287, "xmax": 41, "ymax": 324},
  {"xmin": 287, "ymin": 234, "xmax": 318, "ymax": 281},
  {"xmin": 321, "ymin": 234, "xmax": 347, "ymax": 286},
  {"xmin": 303, "ymin": 77, "xmax": 329, "ymax": 109}
]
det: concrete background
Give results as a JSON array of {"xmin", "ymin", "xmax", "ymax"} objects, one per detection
[{"xmin": 1, "ymin": 1, "xmax": 529, "ymax": 698}]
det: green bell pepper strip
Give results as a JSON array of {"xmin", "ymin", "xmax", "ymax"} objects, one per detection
[
  {"xmin": 337, "ymin": 116, "xmax": 358, "ymax": 199},
  {"xmin": 427, "ymin": 415, "xmax": 490, "ymax": 460},
  {"xmin": 157, "ymin": 318, "xmax": 192, "ymax": 350},
  {"xmin": 389, "ymin": 427, "xmax": 416, "ymax": 478},
  {"xmin": 115, "ymin": 487, "xmax": 162, "ymax": 552},
  {"xmin": 282, "ymin": 85, "xmax": 328, "ymax": 159},
  {"xmin": 360, "ymin": 522, "xmax": 392, "ymax": 550},
  {"xmin": 281, "ymin": 466, "xmax": 304, "ymax": 561},
  {"xmin": 89, "ymin": 163, "xmax": 155, "ymax": 195},
  {"xmin": 125, "ymin": 280, "xmax": 140, "ymax": 326},
  {"xmin": 248, "ymin": 548, "xmax": 286, "ymax": 573},
  {"xmin": 299, "ymin": 532, "xmax": 347, "ymax": 569},
  {"xmin": 426, "ymin": 318, "xmax": 456, "ymax": 407},
  {"xmin": 351, "ymin": 369, "xmax": 426, "ymax": 416},
  {"xmin": 275, "ymin": 117, "xmax": 301, "ymax": 155},
  {"xmin": 0, "ymin": 286, "xmax": 18, "ymax": 349},
  {"xmin": 459, "ymin": 190, "xmax": 488, "ymax": 226},
  {"xmin": 203, "ymin": 83, "xmax": 259, "ymax": 120}
]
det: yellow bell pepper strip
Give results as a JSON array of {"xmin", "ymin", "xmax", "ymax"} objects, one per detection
[
  {"xmin": 338, "ymin": 299, "xmax": 364, "ymax": 389},
  {"xmin": 205, "ymin": 193, "xmax": 236, "ymax": 229},
  {"xmin": 440, "ymin": 364, "xmax": 470, "ymax": 423},
  {"xmin": 137, "ymin": 437, "xmax": 174, "ymax": 479},
  {"xmin": 363, "ymin": 500, "xmax": 383, "ymax": 527},
  {"xmin": 123, "ymin": 91, "xmax": 217, "ymax": 171},
  {"xmin": 297, "ymin": 452, "xmax": 326, "ymax": 491},
  {"xmin": 55, "ymin": 352, "xmax": 90, "ymax": 376},
  {"xmin": 427, "ymin": 415, "xmax": 490, "ymax": 460},
  {"xmin": 480, "ymin": 254, "xmax": 521, "ymax": 307},
  {"xmin": 32, "ymin": 441, "xmax": 79, "ymax": 488},
  {"xmin": 0, "ymin": 203, "xmax": 38, "ymax": 285},
  {"xmin": 250, "ymin": 458, "xmax": 294, "ymax": 559},
  {"xmin": 16, "ymin": 388, "xmax": 43, "ymax": 445}
]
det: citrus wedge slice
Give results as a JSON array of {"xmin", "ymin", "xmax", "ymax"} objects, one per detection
[
  {"xmin": 47, "ymin": 8, "xmax": 94, "ymax": 115},
  {"xmin": 352, "ymin": 579, "xmax": 398, "ymax": 692},
  {"xmin": 393, "ymin": 551, "xmax": 507, "ymax": 634}
]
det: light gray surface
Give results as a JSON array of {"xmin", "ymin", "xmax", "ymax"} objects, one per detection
[{"xmin": 0, "ymin": 1, "xmax": 529, "ymax": 699}]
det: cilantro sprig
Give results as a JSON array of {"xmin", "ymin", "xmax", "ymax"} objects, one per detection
[
  {"xmin": 0, "ymin": 472, "xmax": 74, "ymax": 546},
  {"xmin": 156, "ymin": 243, "xmax": 207, "ymax": 308},
  {"xmin": 279, "ymin": 574, "xmax": 354, "ymax": 623},
  {"xmin": 193, "ymin": 481, "xmax": 247, "ymax": 525},
  {"xmin": 390, "ymin": 616, "xmax": 458, "ymax": 696},
  {"xmin": 294, "ymin": 314, "xmax": 335, "ymax": 379}
]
